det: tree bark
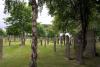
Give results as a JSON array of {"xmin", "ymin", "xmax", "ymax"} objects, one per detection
[
  {"xmin": 76, "ymin": 0, "xmax": 89, "ymax": 64},
  {"xmin": 30, "ymin": 0, "xmax": 38, "ymax": 67}
]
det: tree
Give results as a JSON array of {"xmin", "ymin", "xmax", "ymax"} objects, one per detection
[
  {"xmin": 4, "ymin": 0, "xmax": 44, "ymax": 66},
  {"xmin": 29, "ymin": 0, "xmax": 44, "ymax": 67},
  {"xmin": 5, "ymin": 2, "xmax": 32, "ymax": 46},
  {"xmin": 44, "ymin": 0, "xmax": 100, "ymax": 64},
  {"xmin": 6, "ymin": 25, "xmax": 21, "ymax": 36}
]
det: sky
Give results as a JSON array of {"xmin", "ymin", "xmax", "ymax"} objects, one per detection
[
  {"xmin": 37, "ymin": 5, "xmax": 53, "ymax": 25},
  {"xmin": 0, "ymin": 0, "xmax": 53, "ymax": 29},
  {"xmin": 0, "ymin": 0, "xmax": 7, "ymax": 29}
]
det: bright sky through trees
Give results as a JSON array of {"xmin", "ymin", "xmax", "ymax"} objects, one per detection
[{"xmin": 0, "ymin": 0, "xmax": 53, "ymax": 29}]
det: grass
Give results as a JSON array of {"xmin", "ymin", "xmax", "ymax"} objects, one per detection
[{"xmin": 0, "ymin": 39, "xmax": 100, "ymax": 67}]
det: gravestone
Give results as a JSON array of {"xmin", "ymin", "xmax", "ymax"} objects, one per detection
[
  {"xmin": 74, "ymin": 32, "xmax": 83, "ymax": 64},
  {"xmin": 47, "ymin": 37, "xmax": 49, "ymax": 45},
  {"xmin": 8, "ymin": 35, "xmax": 11, "ymax": 46},
  {"xmin": 84, "ymin": 30, "xmax": 96, "ymax": 57},
  {"xmin": 54, "ymin": 36, "xmax": 56, "ymax": 52},
  {"xmin": 57, "ymin": 36, "xmax": 59, "ymax": 44},
  {"xmin": 40, "ymin": 37, "xmax": 43, "ymax": 46},
  {"xmin": 44, "ymin": 37, "xmax": 47, "ymax": 47},
  {"xmin": 0, "ymin": 36, "xmax": 3, "ymax": 59},
  {"xmin": 60, "ymin": 36, "xmax": 63, "ymax": 47},
  {"xmin": 65, "ymin": 35, "xmax": 70, "ymax": 59},
  {"xmin": 63, "ymin": 34, "xmax": 66, "ymax": 45}
]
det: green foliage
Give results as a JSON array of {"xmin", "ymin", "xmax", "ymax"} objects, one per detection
[
  {"xmin": 88, "ymin": 2, "xmax": 100, "ymax": 36},
  {"xmin": 45, "ymin": 25, "xmax": 55, "ymax": 37},
  {"xmin": 6, "ymin": 25, "xmax": 21, "ymax": 36},
  {"xmin": 37, "ymin": 23, "xmax": 55, "ymax": 37},
  {"xmin": 44, "ymin": 0, "xmax": 80, "ymax": 35},
  {"xmin": 5, "ymin": 2, "xmax": 32, "ymax": 35},
  {"xmin": 44, "ymin": 0, "xmax": 100, "ymax": 36},
  {"xmin": 37, "ymin": 23, "xmax": 46, "ymax": 37},
  {"xmin": 0, "ymin": 29, "xmax": 6, "ymax": 36},
  {"xmin": 5, "ymin": 0, "xmax": 45, "ymax": 14}
]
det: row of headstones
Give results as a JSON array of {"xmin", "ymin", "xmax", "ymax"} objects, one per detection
[
  {"xmin": 66, "ymin": 30, "xmax": 97, "ymax": 64},
  {"xmin": 0, "ymin": 30, "xmax": 97, "ymax": 60},
  {"xmin": 38, "ymin": 36, "xmax": 68, "ymax": 53},
  {"xmin": 0, "ymin": 36, "xmax": 69, "ymax": 59},
  {"xmin": 75, "ymin": 30, "xmax": 96, "ymax": 57},
  {"xmin": 39, "ymin": 36, "xmax": 69, "ymax": 45}
]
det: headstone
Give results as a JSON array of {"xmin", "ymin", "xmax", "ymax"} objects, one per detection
[
  {"xmin": 57, "ymin": 36, "xmax": 59, "ymax": 44},
  {"xmin": 60, "ymin": 36, "xmax": 63, "ymax": 47},
  {"xmin": 47, "ymin": 37, "xmax": 49, "ymax": 45},
  {"xmin": 40, "ymin": 37, "xmax": 43, "ymax": 46},
  {"xmin": 65, "ymin": 35, "xmax": 70, "ymax": 59},
  {"xmin": 84, "ymin": 30, "xmax": 96, "ymax": 57},
  {"xmin": 44, "ymin": 37, "xmax": 47, "ymax": 47},
  {"xmin": 0, "ymin": 36, "xmax": 3, "ymax": 59},
  {"xmin": 8, "ymin": 35, "xmax": 11, "ymax": 46},
  {"xmin": 54, "ymin": 36, "xmax": 56, "ymax": 52},
  {"xmin": 63, "ymin": 34, "xmax": 66, "ymax": 45},
  {"xmin": 74, "ymin": 32, "xmax": 83, "ymax": 64}
]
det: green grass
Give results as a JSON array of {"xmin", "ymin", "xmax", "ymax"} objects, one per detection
[{"xmin": 0, "ymin": 39, "xmax": 100, "ymax": 67}]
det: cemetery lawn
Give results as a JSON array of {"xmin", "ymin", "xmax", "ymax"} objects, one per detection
[{"xmin": 0, "ymin": 41, "xmax": 100, "ymax": 67}]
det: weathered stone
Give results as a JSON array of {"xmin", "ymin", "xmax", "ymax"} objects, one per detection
[
  {"xmin": 84, "ymin": 30, "xmax": 96, "ymax": 57},
  {"xmin": 40, "ymin": 37, "xmax": 43, "ymax": 46},
  {"xmin": 74, "ymin": 32, "xmax": 83, "ymax": 64},
  {"xmin": 65, "ymin": 35, "xmax": 70, "ymax": 59},
  {"xmin": 54, "ymin": 36, "xmax": 56, "ymax": 52},
  {"xmin": 60, "ymin": 36, "xmax": 63, "ymax": 47},
  {"xmin": 0, "ymin": 36, "xmax": 3, "ymax": 59}
]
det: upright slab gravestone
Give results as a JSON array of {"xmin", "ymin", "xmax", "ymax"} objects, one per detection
[
  {"xmin": 84, "ymin": 30, "xmax": 96, "ymax": 57},
  {"xmin": 0, "ymin": 37, "xmax": 3, "ymax": 59},
  {"xmin": 65, "ymin": 35, "xmax": 70, "ymax": 59}
]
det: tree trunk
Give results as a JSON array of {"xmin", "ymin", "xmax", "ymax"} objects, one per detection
[
  {"xmin": 0, "ymin": 37, "xmax": 3, "ymax": 59},
  {"xmin": 76, "ymin": 0, "xmax": 89, "ymax": 64},
  {"xmin": 30, "ymin": 0, "xmax": 38, "ymax": 67}
]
